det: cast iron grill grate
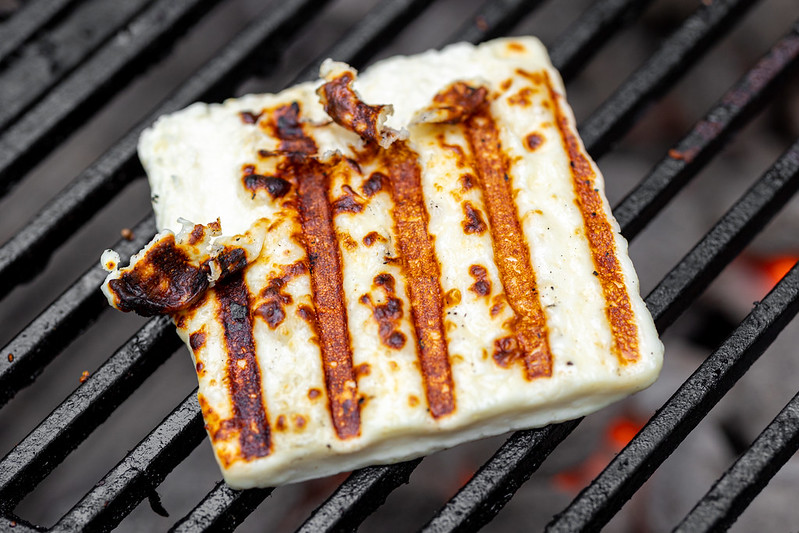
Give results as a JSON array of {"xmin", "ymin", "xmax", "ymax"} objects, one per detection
[{"xmin": 0, "ymin": 0, "xmax": 797, "ymax": 530}]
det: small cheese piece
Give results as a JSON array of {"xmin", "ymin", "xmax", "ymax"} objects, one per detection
[
  {"xmin": 107, "ymin": 36, "xmax": 663, "ymax": 488},
  {"xmin": 102, "ymin": 219, "xmax": 266, "ymax": 315}
]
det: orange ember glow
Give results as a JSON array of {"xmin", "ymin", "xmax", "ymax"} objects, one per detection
[{"xmin": 750, "ymin": 253, "xmax": 798, "ymax": 289}]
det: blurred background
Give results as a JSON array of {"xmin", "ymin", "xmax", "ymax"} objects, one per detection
[{"xmin": 0, "ymin": 0, "xmax": 797, "ymax": 530}]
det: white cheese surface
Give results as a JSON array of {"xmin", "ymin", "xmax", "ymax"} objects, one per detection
[{"xmin": 135, "ymin": 36, "xmax": 664, "ymax": 488}]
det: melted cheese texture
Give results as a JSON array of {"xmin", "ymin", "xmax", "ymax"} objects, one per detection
[{"xmin": 135, "ymin": 37, "xmax": 663, "ymax": 488}]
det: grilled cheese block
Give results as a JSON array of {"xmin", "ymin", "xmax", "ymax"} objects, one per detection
[{"xmin": 102, "ymin": 37, "xmax": 663, "ymax": 488}]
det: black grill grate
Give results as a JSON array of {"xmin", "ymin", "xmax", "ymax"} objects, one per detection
[{"xmin": 1, "ymin": 0, "xmax": 798, "ymax": 531}]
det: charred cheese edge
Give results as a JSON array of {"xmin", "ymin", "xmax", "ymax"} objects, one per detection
[{"xmin": 102, "ymin": 37, "xmax": 663, "ymax": 488}]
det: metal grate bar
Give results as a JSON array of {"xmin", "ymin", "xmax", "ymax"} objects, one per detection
[
  {"xmin": 449, "ymin": 0, "xmax": 547, "ymax": 45},
  {"xmin": 615, "ymin": 21, "xmax": 799, "ymax": 241},
  {"xmin": 0, "ymin": 315, "xmax": 181, "ymax": 513},
  {"xmin": 297, "ymin": 460, "xmax": 423, "ymax": 533},
  {"xmin": 0, "ymin": 0, "xmax": 80, "ymax": 65},
  {"xmin": 0, "ymin": 0, "xmax": 448, "ymax": 527},
  {"xmin": 0, "ymin": 0, "xmax": 330, "ymax": 301},
  {"xmin": 545, "ymin": 263, "xmax": 799, "ymax": 532},
  {"xmin": 549, "ymin": 0, "xmax": 654, "ymax": 80},
  {"xmin": 645, "ymin": 140, "xmax": 799, "ymax": 330},
  {"xmin": 419, "ymin": 136, "xmax": 799, "ymax": 533},
  {"xmin": 0, "ymin": 516, "xmax": 42, "ymax": 533},
  {"xmin": 0, "ymin": 0, "xmax": 156, "ymax": 131},
  {"xmin": 579, "ymin": 0, "xmax": 758, "ymax": 159},
  {"xmin": 0, "ymin": 215, "xmax": 156, "ymax": 408},
  {"xmin": 289, "ymin": 0, "xmax": 436, "ymax": 85},
  {"xmin": 50, "ymin": 391, "xmax": 205, "ymax": 532},
  {"xmin": 0, "ymin": 0, "xmax": 222, "ymax": 197},
  {"xmin": 421, "ymin": 421, "xmax": 582, "ymax": 533},
  {"xmin": 674, "ymin": 384, "xmax": 799, "ymax": 532},
  {"xmin": 169, "ymin": 482, "xmax": 273, "ymax": 533}
]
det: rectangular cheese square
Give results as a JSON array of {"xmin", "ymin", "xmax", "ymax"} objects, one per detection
[{"xmin": 104, "ymin": 36, "xmax": 663, "ymax": 488}]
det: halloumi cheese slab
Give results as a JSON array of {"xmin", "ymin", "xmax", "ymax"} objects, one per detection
[{"xmin": 102, "ymin": 37, "xmax": 663, "ymax": 488}]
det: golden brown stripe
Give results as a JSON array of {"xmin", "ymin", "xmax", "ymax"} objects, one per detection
[
  {"xmin": 541, "ymin": 71, "xmax": 640, "ymax": 364},
  {"xmin": 267, "ymin": 102, "xmax": 361, "ymax": 439},
  {"xmin": 292, "ymin": 154, "xmax": 361, "ymax": 438},
  {"xmin": 216, "ymin": 272, "xmax": 271, "ymax": 460},
  {"xmin": 462, "ymin": 95, "xmax": 553, "ymax": 380},
  {"xmin": 383, "ymin": 142, "xmax": 456, "ymax": 418}
]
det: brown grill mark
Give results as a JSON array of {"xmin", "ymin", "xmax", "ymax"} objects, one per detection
[
  {"xmin": 490, "ymin": 294, "xmax": 506, "ymax": 317},
  {"xmin": 243, "ymin": 173, "xmax": 292, "ymax": 199},
  {"xmin": 460, "ymin": 173, "xmax": 475, "ymax": 191},
  {"xmin": 339, "ymin": 232, "xmax": 358, "ymax": 250},
  {"xmin": 332, "ymin": 184, "xmax": 364, "ymax": 214},
  {"xmin": 457, "ymin": 87, "xmax": 553, "ymax": 379},
  {"xmin": 189, "ymin": 329, "xmax": 207, "ymax": 351},
  {"xmin": 543, "ymin": 72, "xmax": 639, "ymax": 364},
  {"xmin": 437, "ymin": 135, "xmax": 469, "ymax": 168},
  {"xmin": 198, "ymin": 394, "xmax": 231, "ymax": 452},
  {"xmin": 263, "ymin": 102, "xmax": 316, "ymax": 154},
  {"xmin": 213, "ymin": 247, "xmax": 249, "ymax": 279},
  {"xmin": 187, "ymin": 224, "xmax": 207, "ymax": 246},
  {"xmin": 297, "ymin": 304, "xmax": 316, "ymax": 323},
  {"xmin": 294, "ymin": 156, "xmax": 361, "ymax": 438},
  {"xmin": 516, "ymin": 68, "xmax": 545, "ymax": 85},
  {"xmin": 462, "ymin": 201, "xmax": 487, "ymax": 234},
  {"xmin": 290, "ymin": 156, "xmax": 360, "ymax": 439},
  {"xmin": 493, "ymin": 335, "xmax": 522, "ymax": 368},
  {"xmin": 507, "ymin": 87, "xmax": 535, "ymax": 107},
  {"xmin": 355, "ymin": 363, "xmax": 371, "ymax": 377},
  {"xmin": 363, "ymin": 231, "xmax": 384, "ymax": 247},
  {"xmin": 318, "ymin": 71, "xmax": 388, "ymax": 145},
  {"xmin": 308, "ymin": 388, "xmax": 321, "ymax": 400},
  {"xmin": 359, "ymin": 273, "xmax": 407, "ymax": 350},
  {"xmin": 254, "ymin": 261, "xmax": 305, "ymax": 330},
  {"xmin": 240, "ymin": 110, "xmax": 263, "ymax": 124},
  {"xmin": 216, "ymin": 272, "xmax": 271, "ymax": 460},
  {"xmin": 268, "ymin": 103, "xmax": 361, "ymax": 438},
  {"xmin": 426, "ymin": 83, "xmax": 488, "ymax": 124},
  {"xmin": 362, "ymin": 172, "xmax": 385, "ymax": 197},
  {"xmin": 525, "ymin": 132, "xmax": 544, "ymax": 152},
  {"xmin": 383, "ymin": 142, "xmax": 455, "ymax": 418},
  {"xmin": 444, "ymin": 288, "xmax": 461, "ymax": 307},
  {"xmin": 107, "ymin": 234, "xmax": 208, "ymax": 317},
  {"xmin": 468, "ymin": 265, "xmax": 491, "ymax": 297}
]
